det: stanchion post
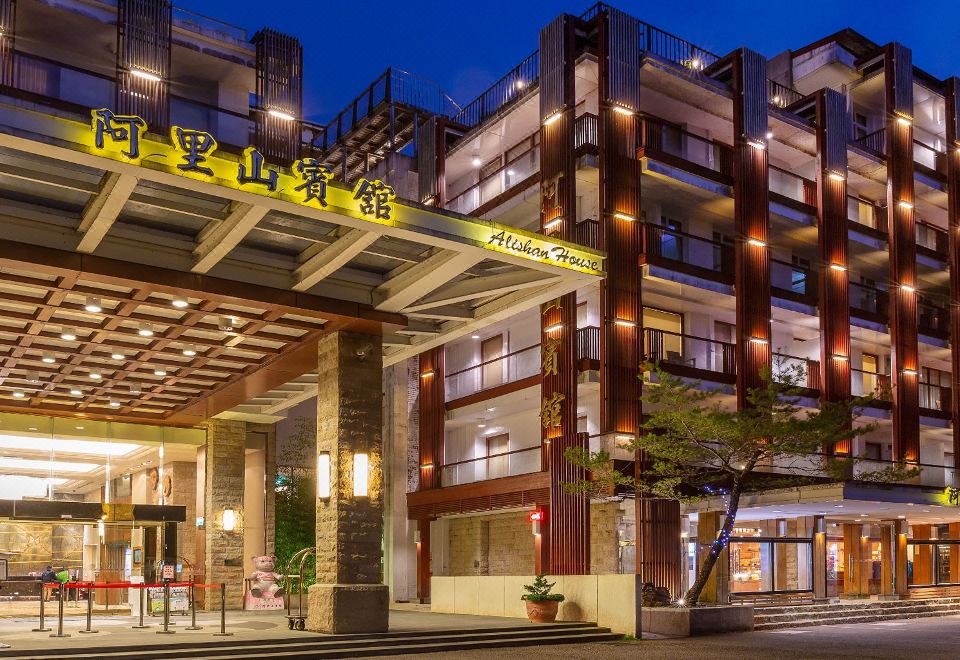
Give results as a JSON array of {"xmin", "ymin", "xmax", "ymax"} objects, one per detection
[
  {"xmin": 132, "ymin": 584, "xmax": 149, "ymax": 629},
  {"xmin": 185, "ymin": 579, "xmax": 202, "ymax": 631},
  {"xmin": 213, "ymin": 583, "xmax": 232, "ymax": 636},
  {"xmin": 49, "ymin": 583, "xmax": 70, "ymax": 638},
  {"xmin": 78, "ymin": 582, "xmax": 98, "ymax": 633},
  {"xmin": 32, "ymin": 584, "xmax": 51, "ymax": 632},
  {"xmin": 157, "ymin": 581, "xmax": 175, "ymax": 634}
]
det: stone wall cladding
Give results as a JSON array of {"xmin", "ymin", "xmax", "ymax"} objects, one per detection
[
  {"xmin": 203, "ymin": 418, "xmax": 246, "ymax": 609},
  {"xmin": 315, "ymin": 331, "xmax": 384, "ymax": 586},
  {"xmin": 590, "ymin": 502, "xmax": 620, "ymax": 574},
  {"xmin": 447, "ymin": 511, "xmax": 535, "ymax": 576}
]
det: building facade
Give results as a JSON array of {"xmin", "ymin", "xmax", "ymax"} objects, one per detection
[{"xmin": 399, "ymin": 5, "xmax": 960, "ymax": 606}]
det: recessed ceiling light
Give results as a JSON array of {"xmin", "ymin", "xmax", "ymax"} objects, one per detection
[
  {"xmin": 12, "ymin": 391, "xmax": 24, "ymax": 398},
  {"xmin": 171, "ymin": 298, "xmax": 189, "ymax": 309},
  {"xmin": 60, "ymin": 327, "xmax": 77, "ymax": 341},
  {"xmin": 153, "ymin": 367, "xmax": 167, "ymax": 376},
  {"xmin": 88, "ymin": 372, "xmax": 102, "ymax": 380},
  {"xmin": 109, "ymin": 399, "xmax": 120, "ymax": 408},
  {"xmin": 138, "ymin": 324, "xmax": 154, "ymax": 337},
  {"xmin": 111, "ymin": 351, "xmax": 125, "ymax": 360},
  {"xmin": 84, "ymin": 297, "xmax": 102, "ymax": 313},
  {"xmin": 182, "ymin": 345, "xmax": 197, "ymax": 357},
  {"xmin": 70, "ymin": 389, "xmax": 83, "ymax": 396},
  {"xmin": 41, "ymin": 352, "xmax": 56, "ymax": 364}
]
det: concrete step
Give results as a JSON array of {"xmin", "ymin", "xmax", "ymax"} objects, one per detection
[
  {"xmin": 756, "ymin": 596, "xmax": 960, "ymax": 616},
  {"xmin": 756, "ymin": 602, "xmax": 960, "ymax": 625},
  {"xmin": 2, "ymin": 624, "xmax": 622, "ymax": 659},
  {"xmin": 755, "ymin": 606, "xmax": 960, "ymax": 630}
]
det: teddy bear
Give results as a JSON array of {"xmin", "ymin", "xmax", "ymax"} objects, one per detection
[{"xmin": 249, "ymin": 555, "xmax": 284, "ymax": 599}]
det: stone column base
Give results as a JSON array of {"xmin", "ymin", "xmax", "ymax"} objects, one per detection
[{"xmin": 307, "ymin": 583, "xmax": 389, "ymax": 634}]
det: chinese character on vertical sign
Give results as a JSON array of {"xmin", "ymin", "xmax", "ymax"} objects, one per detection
[
  {"xmin": 542, "ymin": 337, "xmax": 560, "ymax": 377},
  {"xmin": 91, "ymin": 108, "xmax": 147, "ymax": 160},
  {"xmin": 170, "ymin": 126, "xmax": 218, "ymax": 176},
  {"xmin": 540, "ymin": 172, "xmax": 562, "ymax": 215},
  {"xmin": 541, "ymin": 298, "xmax": 562, "ymax": 317},
  {"xmin": 293, "ymin": 159, "xmax": 334, "ymax": 206},
  {"xmin": 353, "ymin": 179, "xmax": 395, "ymax": 220},
  {"xmin": 540, "ymin": 392, "xmax": 565, "ymax": 429},
  {"xmin": 237, "ymin": 146, "xmax": 278, "ymax": 191}
]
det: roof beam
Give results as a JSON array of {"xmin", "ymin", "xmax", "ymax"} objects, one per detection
[
  {"xmin": 191, "ymin": 202, "xmax": 269, "ymax": 273},
  {"xmin": 76, "ymin": 172, "xmax": 138, "ymax": 253},
  {"xmin": 403, "ymin": 270, "xmax": 562, "ymax": 312},
  {"xmin": 292, "ymin": 229, "xmax": 378, "ymax": 292},
  {"xmin": 373, "ymin": 249, "xmax": 483, "ymax": 313}
]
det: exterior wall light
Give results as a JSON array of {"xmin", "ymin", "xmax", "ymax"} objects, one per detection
[
  {"xmin": 902, "ymin": 368, "xmax": 918, "ymax": 377},
  {"xmin": 420, "ymin": 369, "xmax": 435, "ymax": 379},
  {"xmin": 898, "ymin": 199, "xmax": 914, "ymax": 210},
  {"xmin": 749, "ymin": 336, "xmax": 769, "ymax": 345},
  {"xmin": 543, "ymin": 323, "xmax": 563, "ymax": 334},
  {"xmin": 543, "ymin": 111, "xmax": 562, "ymax": 126},
  {"xmin": 614, "ymin": 318, "xmax": 637, "ymax": 328},
  {"xmin": 831, "ymin": 354, "xmax": 849, "ymax": 362},
  {"xmin": 222, "ymin": 508, "xmax": 237, "ymax": 532},
  {"xmin": 317, "ymin": 452, "xmax": 331, "ymax": 499},
  {"xmin": 747, "ymin": 238, "xmax": 766, "ymax": 248},
  {"xmin": 614, "ymin": 433, "xmax": 635, "ymax": 442},
  {"xmin": 900, "ymin": 284, "xmax": 915, "ymax": 293},
  {"xmin": 895, "ymin": 114, "xmax": 912, "ymax": 127},
  {"xmin": 747, "ymin": 139, "xmax": 767, "ymax": 150},
  {"xmin": 267, "ymin": 108, "xmax": 296, "ymax": 121},
  {"xmin": 613, "ymin": 212, "xmax": 636, "ymax": 222},
  {"xmin": 829, "ymin": 263, "xmax": 847, "ymax": 272},
  {"xmin": 543, "ymin": 217, "xmax": 562, "ymax": 231},
  {"xmin": 129, "ymin": 68, "xmax": 161, "ymax": 82},
  {"xmin": 612, "ymin": 105, "xmax": 635, "ymax": 116},
  {"xmin": 353, "ymin": 453, "xmax": 369, "ymax": 497},
  {"xmin": 828, "ymin": 171, "xmax": 846, "ymax": 182}
]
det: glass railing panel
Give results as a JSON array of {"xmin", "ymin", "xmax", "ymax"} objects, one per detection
[
  {"xmin": 439, "ymin": 445, "xmax": 541, "ymax": 487},
  {"xmin": 850, "ymin": 369, "xmax": 891, "ymax": 400},
  {"xmin": 443, "ymin": 344, "xmax": 540, "ymax": 401},
  {"xmin": 643, "ymin": 327, "xmax": 736, "ymax": 376},
  {"xmin": 446, "ymin": 143, "xmax": 540, "ymax": 216}
]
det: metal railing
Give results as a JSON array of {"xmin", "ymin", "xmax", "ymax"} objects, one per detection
[
  {"xmin": 574, "ymin": 113, "xmax": 599, "ymax": 150},
  {"xmin": 772, "ymin": 353, "xmax": 820, "ymax": 390},
  {"xmin": 849, "ymin": 282, "xmax": 888, "ymax": 317},
  {"xmin": 638, "ymin": 21, "xmax": 720, "ymax": 70},
  {"xmin": 771, "ymin": 259, "xmax": 814, "ymax": 300},
  {"xmin": 851, "ymin": 128, "xmax": 886, "ymax": 156},
  {"xmin": 577, "ymin": 326, "xmax": 600, "ymax": 362},
  {"xmin": 444, "ymin": 343, "xmax": 540, "ymax": 401},
  {"xmin": 574, "ymin": 219, "xmax": 601, "ymax": 249},
  {"xmin": 919, "ymin": 381, "xmax": 949, "ymax": 412},
  {"xmin": 445, "ymin": 136, "xmax": 540, "ymax": 215},
  {"xmin": 643, "ymin": 327, "xmax": 736, "ymax": 376},
  {"xmin": 848, "ymin": 196, "xmax": 882, "ymax": 231},
  {"xmin": 639, "ymin": 115, "xmax": 734, "ymax": 177},
  {"xmin": 918, "ymin": 296, "xmax": 948, "ymax": 335},
  {"xmin": 440, "ymin": 445, "xmax": 542, "ymax": 486},
  {"xmin": 768, "ymin": 80, "xmax": 805, "ymax": 109},
  {"xmin": 769, "ymin": 165, "xmax": 816, "ymax": 207},
  {"xmin": 643, "ymin": 223, "xmax": 734, "ymax": 278},
  {"xmin": 453, "ymin": 50, "xmax": 539, "ymax": 129},
  {"xmin": 850, "ymin": 368, "xmax": 892, "ymax": 401},
  {"xmin": 913, "ymin": 139, "xmax": 946, "ymax": 175}
]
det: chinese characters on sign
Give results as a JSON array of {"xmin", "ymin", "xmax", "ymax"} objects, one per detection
[
  {"xmin": 541, "ymin": 298, "xmax": 564, "ymax": 430},
  {"xmin": 542, "ymin": 337, "xmax": 560, "ymax": 377},
  {"xmin": 540, "ymin": 392, "xmax": 565, "ymax": 429},
  {"xmin": 294, "ymin": 158, "xmax": 333, "ymax": 206},
  {"xmin": 353, "ymin": 179, "xmax": 396, "ymax": 220},
  {"xmin": 171, "ymin": 126, "xmax": 217, "ymax": 175},
  {"xmin": 92, "ymin": 109, "xmax": 146, "ymax": 160}
]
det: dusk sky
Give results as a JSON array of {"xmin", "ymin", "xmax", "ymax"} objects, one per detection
[{"xmin": 178, "ymin": 0, "xmax": 960, "ymax": 124}]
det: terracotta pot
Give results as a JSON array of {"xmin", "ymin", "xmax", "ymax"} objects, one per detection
[{"xmin": 525, "ymin": 598, "xmax": 560, "ymax": 623}]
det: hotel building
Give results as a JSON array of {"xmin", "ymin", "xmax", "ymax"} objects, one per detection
[{"xmin": 0, "ymin": 0, "xmax": 959, "ymax": 636}]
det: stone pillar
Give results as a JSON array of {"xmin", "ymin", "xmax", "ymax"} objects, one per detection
[
  {"xmin": 697, "ymin": 511, "xmax": 729, "ymax": 604},
  {"xmin": 384, "ymin": 361, "xmax": 416, "ymax": 603},
  {"xmin": 203, "ymin": 419, "xmax": 246, "ymax": 610},
  {"xmin": 307, "ymin": 331, "xmax": 388, "ymax": 634}
]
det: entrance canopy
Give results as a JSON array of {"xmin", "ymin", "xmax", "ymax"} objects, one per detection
[{"xmin": 0, "ymin": 102, "xmax": 603, "ymax": 424}]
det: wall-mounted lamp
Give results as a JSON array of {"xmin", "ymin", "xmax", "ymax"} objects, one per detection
[
  {"xmin": 747, "ymin": 237, "xmax": 767, "ymax": 248},
  {"xmin": 746, "ymin": 139, "xmax": 767, "ymax": 150},
  {"xmin": 895, "ymin": 113, "xmax": 912, "ymax": 127},
  {"xmin": 900, "ymin": 284, "xmax": 915, "ymax": 293},
  {"xmin": 612, "ymin": 105, "xmax": 635, "ymax": 116},
  {"xmin": 543, "ymin": 111, "xmax": 562, "ymax": 126},
  {"xmin": 267, "ymin": 108, "xmax": 296, "ymax": 122},
  {"xmin": 749, "ymin": 336, "xmax": 769, "ymax": 345},
  {"xmin": 902, "ymin": 368, "xmax": 918, "ymax": 377},
  {"xmin": 831, "ymin": 354, "xmax": 849, "ymax": 362},
  {"xmin": 898, "ymin": 199, "xmax": 914, "ymax": 210},
  {"xmin": 614, "ymin": 318, "xmax": 637, "ymax": 328},
  {"xmin": 827, "ymin": 171, "xmax": 846, "ymax": 182},
  {"xmin": 353, "ymin": 453, "xmax": 369, "ymax": 497},
  {"xmin": 829, "ymin": 263, "xmax": 847, "ymax": 272},
  {"xmin": 420, "ymin": 369, "xmax": 435, "ymax": 379},
  {"xmin": 614, "ymin": 433, "xmax": 635, "ymax": 442},
  {"xmin": 129, "ymin": 68, "xmax": 162, "ymax": 82},
  {"xmin": 613, "ymin": 212, "xmax": 637, "ymax": 222},
  {"xmin": 414, "ymin": 529, "xmax": 422, "ymax": 544},
  {"xmin": 543, "ymin": 217, "xmax": 563, "ymax": 231},
  {"xmin": 222, "ymin": 508, "xmax": 236, "ymax": 532},
  {"xmin": 317, "ymin": 452, "xmax": 331, "ymax": 499},
  {"xmin": 544, "ymin": 322, "xmax": 563, "ymax": 334}
]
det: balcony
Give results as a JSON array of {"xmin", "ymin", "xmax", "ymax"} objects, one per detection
[
  {"xmin": 643, "ymin": 223, "xmax": 734, "ymax": 284},
  {"xmin": 769, "ymin": 165, "xmax": 816, "ymax": 209},
  {"xmin": 638, "ymin": 115, "xmax": 734, "ymax": 183},
  {"xmin": 771, "ymin": 259, "xmax": 816, "ymax": 305},
  {"xmin": 643, "ymin": 327, "xmax": 735, "ymax": 381},
  {"xmin": 772, "ymin": 352, "xmax": 821, "ymax": 391},
  {"xmin": 919, "ymin": 381, "xmax": 950, "ymax": 414},
  {"xmin": 576, "ymin": 326, "xmax": 600, "ymax": 369},
  {"xmin": 850, "ymin": 129, "xmax": 948, "ymax": 179},
  {"xmin": 849, "ymin": 281, "xmax": 888, "ymax": 324},
  {"xmin": 851, "ymin": 368, "xmax": 891, "ymax": 401},
  {"xmin": 444, "ymin": 344, "xmax": 539, "ymax": 402},
  {"xmin": 440, "ymin": 445, "xmax": 542, "ymax": 487},
  {"xmin": 445, "ymin": 113, "xmax": 598, "ymax": 217}
]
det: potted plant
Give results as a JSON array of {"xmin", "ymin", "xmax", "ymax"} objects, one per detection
[{"xmin": 521, "ymin": 574, "xmax": 565, "ymax": 623}]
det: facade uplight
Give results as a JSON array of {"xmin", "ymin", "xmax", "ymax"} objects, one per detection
[
  {"xmin": 898, "ymin": 199, "xmax": 914, "ymax": 210},
  {"xmin": 747, "ymin": 139, "xmax": 767, "ymax": 150},
  {"xmin": 829, "ymin": 263, "xmax": 847, "ymax": 272},
  {"xmin": 747, "ymin": 238, "xmax": 766, "ymax": 248},
  {"xmin": 614, "ymin": 318, "xmax": 637, "ymax": 328},
  {"xmin": 613, "ymin": 212, "xmax": 637, "ymax": 222},
  {"xmin": 543, "ymin": 217, "xmax": 563, "ymax": 231},
  {"xmin": 129, "ymin": 68, "xmax": 162, "ymax": 82},
  {"xmin": 828, "ymin": 171, "xmax": 846, "ymax": 182},
  {"xmin": 832, "ymin": 354, "xmax": 849, "ymax": 362},
  {"xmin": 543, "ymin": 111, "xmax": 562, "ymax": 126},
  {"xmin": 895, "ymin": 114, "xmax": 912, "ymax": 127},
  {"xmin": 353, "ymin": 453, "xmax": 369, "ymax": 497},
  {"xmin": 900, "ymin": 284, "xmax": 915, "ymax": 293},
  {"xmin": 317, "ymin": 452, "xmax": 331, "ymax": 499},
  {"xmin": 267, "ymin": 108, "xmax": 296, "ymax": 122},
  {"xmin": 902, "ymin": 368, "xmax": 918, "ymax": 376},
  {"xmin": 749, "ymin": 336, "xmax": 769, "ymax": 345},
  {"xmin": 544, "ymin": 322, "xmax": 563, "ymax": 333},
  {"xmin": 612, "ymin": 105, "xmax": 635, "ymax": 116}
]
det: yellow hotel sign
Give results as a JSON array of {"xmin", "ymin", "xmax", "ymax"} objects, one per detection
[{"xmin": 68, "ymin": 108, "xmax": 603, "ymax": 276}]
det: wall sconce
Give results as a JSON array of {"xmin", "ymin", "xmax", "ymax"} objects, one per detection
[
  {"xmin": 543, "ymin": 217, "xmax": 562, "ymax": 231},
  {"xmin": 749, "ymin": 336, "xmax": 769, "ymax": 345},
  {"xmin": 420, "ymin": 369, "xmax": 435, "ymax": 379},
  {"xmin": 614, "ymin": 318, "xmax": 637, "ymax": 328},
  {"xmin": 353, "ymin": 453, "xmax": 369, "ymax": 497},
  {"xmin": 543, "ymin": 111, "xmax": 562, "ymax": 126},
  {"xmin": 528, "ymin": 510, "xmax": 543, "ymax": 536},
  {"xmin": 414, "ymin": 529, "xmax": 421, "ymax": 544},
  {"xmin": 613, "ymin": 212, "xmax": 636, "ymax": 222},
  {"xmin": 544, "ymin": 322, "xmax": 563, "ymax": 334},
  {"xmin": 222, "ymin": 508, "xmax": 236, "ymax": 532},
  {"xmin": 317, "ymin": 452, "xmax": 331, "ymax": 499}
]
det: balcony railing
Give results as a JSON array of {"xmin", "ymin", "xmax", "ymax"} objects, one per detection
[
  {"xmin": 769, "ymin": 165, "xmax": 816, "ymax": 207},
  {"xmin": 919, "ymin": 381, "xmax": 950, "ymax": 412},
  {"xmin": 851, "ymin": 368, "xmax": 892, "ymax": 401},
  {"xmin": 768, "ymin": 80, "xmax": 805, "ymax": 109},
  {"xmin": 639, "ymin": 115, "xmax": 734, "ymax": 178},
  {"xmin": 577, "ymin": 326, "xmax": 600, "ymax": 363},
  {"xmin": 444, "ymin": 344, "xmax": 539, "ymax": 401},
  {"xmin": 446, "ymin": 136, "xmax": 540, "ymax": 215},
  {"xmin": 773, "ymin": 353, "xmax": 821, "ymax": 390},
  {"xmin": 771, "ymin": 259, "xmax": 815, "ymax": 302},
  {"xmin": 643, "ymin": 327, "xmax": 735, "ymax": 376},
  {"xmin": 643, "ymin": 223, "xmax": 734, "ymax": 280},
  {"xmin": 851, "ymin": 128, "xmax": 886, "ymax": 157},
  {"xmin": 440, "ymin": 445, "xmax": 542, "ymax": 487},
  {"xmin": 916, "ymin": 220, "xmax": 948, "ymax": 255},
  {"xmin": 574, "ymin": 218, "xmax": 601, "ymax": 249},
  {"xmin": 848, "ymin": 196, "xmax": 883, "ymax": 231},
  {"xmin": 453, "ymin": 50, "xmax": 539, "ymax": 129},
  {"xmin": 849, "ymin": 282, "xmax": 888, "ymax": 319},
  {"xmin": 918, "ymin": 296, "xmax": 948, "ymax": 336},
  {"xmin": 913, "ymin": 139, "xmax": 946, "ymax": 176},
  {"xmin": 638, "ymin": 21, "xmax": 720, "ymax": 70},
  {"xmin": 574, "ymin": 113, "xmax": 599, "ymax": 151}
]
